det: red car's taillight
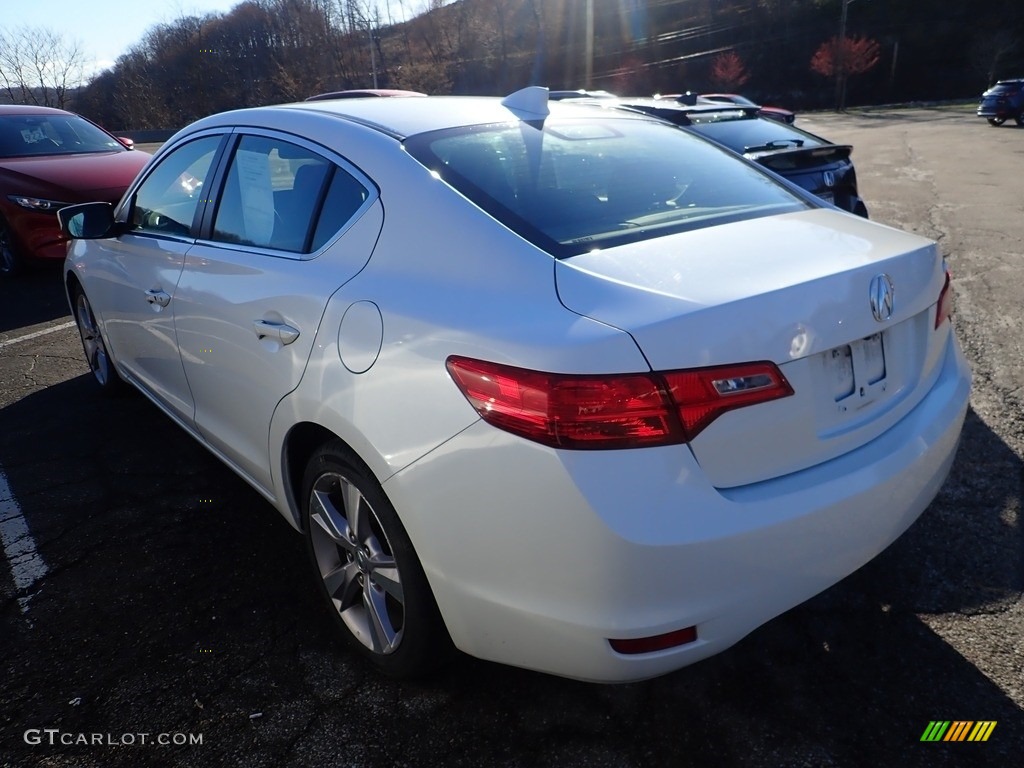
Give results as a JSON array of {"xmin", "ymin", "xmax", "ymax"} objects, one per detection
[
  {"xmin": 446, "ymin": 356, "xmax": 793, "ymax": 449},
  {"xmin": 935, "ymin": 268, "xmax": 953, "ymax": 329}
]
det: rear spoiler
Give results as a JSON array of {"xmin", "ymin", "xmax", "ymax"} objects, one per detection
[{"xmin": 750, "ymin": 144, "xmax": 852, "ymax": 169}]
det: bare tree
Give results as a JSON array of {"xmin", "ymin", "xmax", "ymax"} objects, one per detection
[
  {"xmin": 970, "ymin": 29, "xmax": 1018, "ymax": 87},
  {"xmin": 0, "ymin": 27, "xmax": 87, "ymax": 108}
]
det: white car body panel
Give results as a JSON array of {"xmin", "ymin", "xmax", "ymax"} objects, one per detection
[
  {"xmin": 174, "ymin": 203, "xmax": 385, "ymax": 493},
  {"xmin": 71, "ymin": 234, "xmax": 195, "ymax": 421}
]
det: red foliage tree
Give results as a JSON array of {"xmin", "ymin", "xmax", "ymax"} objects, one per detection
[
  {"xmin": 710, "ymin": 51, "xmax": 749, "ymax": 91},
  {"xmin": 811, "ymin": 35, "xmax": 880, "ymax": 110},
  {"xmin": 810, "ymin": 35, "xmax": 881, "ymax": 78}
]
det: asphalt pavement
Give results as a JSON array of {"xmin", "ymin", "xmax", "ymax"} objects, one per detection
[{"xmin": 0, "ymin": 106, "xmax": 1021, "ymax": 767}]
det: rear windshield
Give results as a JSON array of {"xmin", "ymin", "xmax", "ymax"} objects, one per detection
[
  {"xmin": 0, "ymin": 114, "xmax": 125, "ymax": 158},
  {"xmin": 405, "ymin": 116, "xmax": 807, "ymax": 258},
  {"xmin": 688, "ymin": 116, "xmax": 829, "ymax": 153}
]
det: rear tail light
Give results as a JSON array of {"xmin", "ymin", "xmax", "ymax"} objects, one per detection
[
  {"xmin": 446, "ymin": 356, "xmax": 793, "ymax": 449},
  {"xmin": 935, "ymin": 268, "xmax": 953, "ymax": 329}
]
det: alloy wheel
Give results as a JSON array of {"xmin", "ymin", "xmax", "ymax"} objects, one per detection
[
  {"xmin": 0, "ymin": 219, "xmax": 19, "ymax": 276},
  {"xmin": 75, "ymin": 292, "xmax": 111, "ymax": 386},
  {"xmin": 309, "ymin": 471, "xmax": 405, "ymax": 655}
]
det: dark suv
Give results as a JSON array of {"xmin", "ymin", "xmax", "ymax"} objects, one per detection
[
  {"xmin": 614, "ymin": 100, "xmax": 868, "ymax": 217},
  {"xmin": 977, "ymin": 79, "xmax": 1024, "ymax": 126}
]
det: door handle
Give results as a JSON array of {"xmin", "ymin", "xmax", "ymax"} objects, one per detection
[
  {"xmin": 145, "ymin": 289, "xmax": 171, "ymax": 307},
  {"xmin": 253, "ymin": 319, "xmax": 300, "ymax": 345}
]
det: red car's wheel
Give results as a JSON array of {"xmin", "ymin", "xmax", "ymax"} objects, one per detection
[{"xmin": 0, "ymin": 216, "xmax": 22, "ymax": 277}]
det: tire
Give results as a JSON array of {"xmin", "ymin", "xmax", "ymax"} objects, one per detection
[
  {"xmin": 0, "ymin": 216, "xmax": 22, "ymax": 278},
  {"xmin": 302, "ymin": 441, "xmax": 454, "ymax": 677},
  {"xmin": 988, "ymin": 117, "xmax": 1006, "ymax": 126},
  {"xmin": 72, "ymin": 287, "xmax": 125, "ymax": 393},
  {"xmin": 1016, "ymin": 112, "xmax": 1024, "ymax": 127}
]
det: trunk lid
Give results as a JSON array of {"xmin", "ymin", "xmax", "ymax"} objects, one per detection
[{"xmin": 555, "ymin": 208, "xmax": 950, "ymax": 487}]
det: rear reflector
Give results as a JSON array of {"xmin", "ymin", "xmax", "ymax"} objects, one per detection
[
  {"xmin": 446, "ymin": 356, "xmax": 793, "ymax": 449},
  {"xmin": 609, "ymin": 626, "xmax": 698, "ymax": 655}
]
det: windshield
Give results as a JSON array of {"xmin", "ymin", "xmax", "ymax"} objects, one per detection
[
  {"xmin": 405, "ymin": 117, "xmax": 807, "ymax": 258},
  {"xmin": 0, "ymin": 114, "xmax": 125, "ymax": 158}
]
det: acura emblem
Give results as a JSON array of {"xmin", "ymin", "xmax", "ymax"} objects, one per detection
[
  {"xmin": 823, "ymin": 170, "xmax": 836, "ymax": 187},
  {"xmin": 869, "ymin": 274, "xmax": 895, "ymax": 323}
]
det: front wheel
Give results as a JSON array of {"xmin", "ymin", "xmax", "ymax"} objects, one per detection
[
  {"xmin": 0, "ymin": 216, "xmax": 22, "ymax": 278},
  {"xmin": 73, "ymin": 287, "xmax": 124, "ymax": 393},
  {"xmin": 303, "ymin": 441, "xmax": 453, "ymax": 677},
  {"xmin": 988, "ymin": 117, "xmax": 1006, "ymax": 126}
]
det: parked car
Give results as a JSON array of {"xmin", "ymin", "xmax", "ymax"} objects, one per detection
[
  {"xmin": 976, "ymin": 79, "xmax": 1024, "ymax": 126},
  {"xmin": 305, "ymin": 89, "xmax": 427, "ymax": 101},
  {"xmin": 59, "ymin": 87, "xmax": 969, "ymax": 683},
  {"xmin": 0, "ymin": 105, "xmax": 150, "ymax": 277},
  {"xmin": 698, "ymin": 93, "xmax": 796, "ymax": 124},
  {"xmin": 616, "ymin": 99, "xmax": 868, "ymax": 217}
]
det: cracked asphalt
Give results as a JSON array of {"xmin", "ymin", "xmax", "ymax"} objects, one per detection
[{"xmin": 1, "ymin": 106, "xmax": 1021, "ymax": 767}]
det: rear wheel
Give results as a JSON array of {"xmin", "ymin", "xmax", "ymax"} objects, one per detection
[
  {"xmin": 988, "ymin": 117, "xmax": 1006, "ymax": 126},
  {"xmin": 73, "ymin": 287, "xmax": 124, "ymax": 393},
  {"xmin": 1016, "ymin": 112, "xmax": 1024, "ymax": 126},
  {"xmin": 303, "ymin": 441, "xmax": 454, "ymax": 677}
]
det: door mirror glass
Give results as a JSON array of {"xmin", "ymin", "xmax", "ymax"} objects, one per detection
[{"xmin": 58, "ymin": 202, "xmax": 116, "ymax": 239}]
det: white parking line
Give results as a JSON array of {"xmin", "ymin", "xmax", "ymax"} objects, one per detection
[
  {"xmin": 0, "ymin": 320, "xmax": 76, "ymax": 349},
  {"xmin": 0, "ymin": 466, "xmax": 48, "ymax": 613}
]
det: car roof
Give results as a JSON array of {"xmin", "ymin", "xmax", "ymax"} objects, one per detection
[
  {"xmin": 197, "ymin": 91, "xmax": 651, "ymax": 140},
  {"xmin": 305, "ymin": 89, "xmax": 428, "ymax": 101},
  {"xmin": 0, "ymin": 104, "xmax": 73, "ymax": 116}
]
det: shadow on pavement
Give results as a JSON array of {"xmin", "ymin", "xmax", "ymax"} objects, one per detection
[{"xmin": 0, "ymin": 265, "xmax": 69, "ymax": 333}]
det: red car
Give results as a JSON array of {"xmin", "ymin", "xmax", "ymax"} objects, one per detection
[
  {"xmin": 697, "ymin": 94, "xmax": 796, "ymax": 124},
  {"xmin": 0, "ymin": 105, "xmax": 150, "ymax": 276}
]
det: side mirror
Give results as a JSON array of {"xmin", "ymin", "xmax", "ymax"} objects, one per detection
[
  {"xmin": 118, "ymin": 137, "xmax": 135, "ymax": 150},
  {"xmin": 58, "ymin": 202, "xmax": 117, "ymax": 239}
]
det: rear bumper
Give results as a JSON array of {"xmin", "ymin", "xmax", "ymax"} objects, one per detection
[
  {"xmin": 386, "ymin": 332, "xmax": 970, "ymax": 682},
  {"xmin": 977, "ymin": 105, "xmax": 1018, "ymax": 119}
]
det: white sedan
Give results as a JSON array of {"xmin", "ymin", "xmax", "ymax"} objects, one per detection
[{"xmin": 59, "ymin": 87, "xmax": 970, "ymax": 683}]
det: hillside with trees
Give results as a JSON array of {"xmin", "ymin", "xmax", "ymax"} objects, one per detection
[{"xmin": 7, "ymin": 0, "xmax": 1024, "ymax": 130}]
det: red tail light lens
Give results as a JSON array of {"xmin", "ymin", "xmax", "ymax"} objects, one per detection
[
  {"xmin": 662, "ymin": 362, "xmax": 795, "ymax": 438},
  {"xmin": 446, "ymin": 356, "xmax": 793, "ymax": 449},
  {"xmin": 935, "ymin": 269, "xmax": 953, "ymax": 329}
]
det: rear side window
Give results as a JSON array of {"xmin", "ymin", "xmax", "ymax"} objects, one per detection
[
  {"xmin": 405, "ymin": 117, "xmax": 807, "ymax": 258},
  {"xmin": 211, "ymin": 135, "xmax": 368, "ymax": 254}
]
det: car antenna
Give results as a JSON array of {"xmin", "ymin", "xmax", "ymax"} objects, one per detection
[{"xmin": 501, "ymin": 86, "xmax": 550, "ymax": 121}]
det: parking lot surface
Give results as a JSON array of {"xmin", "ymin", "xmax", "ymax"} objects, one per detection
[{"xmin": 1, "ymin": 107, "xmax": 1021, "ymax": 767}]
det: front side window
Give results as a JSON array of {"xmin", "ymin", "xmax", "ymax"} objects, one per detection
[
  {"xmin": 211, "ymin": 135, "xmax": 365, "ymax": 254},
  {"xmin": 129, "ymin": 135, "xmax": 222, "ymax": 237},
  {"xmin": 406, "ymin": 116, "xmax": 807, "ymax": 258}
]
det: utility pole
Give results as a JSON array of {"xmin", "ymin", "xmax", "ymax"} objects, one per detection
[
  {"xmin": 585, "ymin": 0, "xmax": 594, "ymax": 89},
  {"xmin": 834, "ymin": 0, "xmax": 854, "ymax": 111},
  {"xmin": 368, "ymin": 19, "xmax": 378, "ymax": 88}
]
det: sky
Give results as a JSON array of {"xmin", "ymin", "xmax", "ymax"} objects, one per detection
[{"xmin": 13, "ymin": 0, "xmax": 248, "ymax": 77}]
